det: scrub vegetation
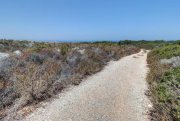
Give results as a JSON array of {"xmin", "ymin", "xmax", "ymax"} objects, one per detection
[
  {"xmin": 147, "ymin": 44, "xmax": 180, "ymax": 121},
  {"xmin": 119, "ymin": 40, "xmax": 180, "ymax": 120},
  {"xmin": 0, "ymin": 39, "xmax": 179, "ymax": 121},
  {"xmin": 0, "ymin": 39, "xmax": 139, "ymax": 120}
]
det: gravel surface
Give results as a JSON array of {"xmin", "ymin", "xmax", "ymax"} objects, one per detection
[{"xmin": 23, "ymin": 50, "xmax": 151, "ymax": 121}]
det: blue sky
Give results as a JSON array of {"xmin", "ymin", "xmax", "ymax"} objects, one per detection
[{"xmin": 0, "ymin": 0, "xmax": 180, "ymax": 41}]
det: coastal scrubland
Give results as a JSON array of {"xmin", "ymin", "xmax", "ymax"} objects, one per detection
[
  {"xmin": 0, "ymin": 39, "xmax": 179, "ymax": 121},
  {"xmin": 0, "ymin": 39, "xmax": 139, "ymax": 120},
  {"xmin": 119, "ymin": 40, "xmax": 180, "ymax": 120},
  {"xmin": 147, "ymin": 44, "xmax": 180, "ymax": 121}
]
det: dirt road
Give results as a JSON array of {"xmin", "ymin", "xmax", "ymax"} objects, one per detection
[{"xmin": 23, "ymin": 50, "xmax": 151, "ymax": 121}]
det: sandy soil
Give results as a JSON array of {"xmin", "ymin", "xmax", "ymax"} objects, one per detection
[{"xmin": 23, "ymin": 50, "xmax": 151, "ymax": 121}]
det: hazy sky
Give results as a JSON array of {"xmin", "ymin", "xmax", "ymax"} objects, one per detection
[{"xmin": 0, "ymin": 0, "xmax": 180, "ymax": 41}]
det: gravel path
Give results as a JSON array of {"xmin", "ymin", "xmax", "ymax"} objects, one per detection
[{"xmin": 23, "ymin": 50, "xmax": 151, "ymax": 121}]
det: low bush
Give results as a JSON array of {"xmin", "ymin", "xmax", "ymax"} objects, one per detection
[
  {"xmin": 0, "ymin": 39, "xmax": 31, "ymax": 52},
  {"xmin": 153, "ymin": 45, "xmax": 180, "ymax": 59},
  {"xmin": 147, "ymin": 44, "xmax": 180, "ymax": 121},
  {"xmin": 60, "ymin": 44, "xmax": 71, "ymax": 56},
  {"xmin": 0, "ymin": 40, "xmax": 140, "ymax": 120},
  {"xmin": 14, "ymin": 59, "xmax": 61, "ymax": 103},
  {"xmin": 118, "ymin": 40, "xmax": 178, "ymax": 49}
]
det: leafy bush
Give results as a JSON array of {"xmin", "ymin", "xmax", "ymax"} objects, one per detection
[
  {"xmin": 60, "ymin": 44, "xmax": 70, "ymax": 55},
  {"xmin": 153, "ymin": 45, "xmax": 180, "ymax": 59},
  {"xmin": 147, "ymin": 44, "xmax": 180, "ymax": 121}
]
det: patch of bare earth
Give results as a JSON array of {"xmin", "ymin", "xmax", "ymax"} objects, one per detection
[{"xmin": 22, "ymin": 50, "xmax": 152, "ymax": 121}]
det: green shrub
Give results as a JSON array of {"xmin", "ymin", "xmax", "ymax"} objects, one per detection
[
  {"xmin": 26, "ymin": 53, "xmax": 46, "ymax": 64},
  {"xmin": 118, "ymin": 40, "xmax": 168, "ymax": 49},
  {"xmin": 147, "ymin": 44, "xmax": 180, "ymax": 121},
  {"xmin": 60, "ymin": 44, "xmax": 70, "ymax": 55},
  {"xmin": 153, "ymin": 45, "xmax": 180, "ymax": 59},
  {"xmin": 27, "ymin": 43, "xmax": 51, "ymax": 52}
]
